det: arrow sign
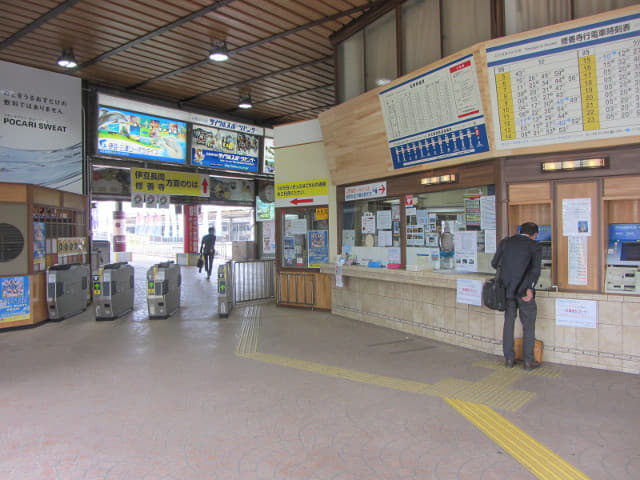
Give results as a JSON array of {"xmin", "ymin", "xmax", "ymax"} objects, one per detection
[
  {"xmin": 201, "ymin": 177, "xmax": 209, "ymax": 195},
  {"xmin": 290, "ymin": 198, "xmax": 313, "ymax": 205}
]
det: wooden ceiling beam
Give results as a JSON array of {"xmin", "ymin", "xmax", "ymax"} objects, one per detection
[{"xmin": 0, "ymin": 0, "xmax": 83, "ymax": 51}]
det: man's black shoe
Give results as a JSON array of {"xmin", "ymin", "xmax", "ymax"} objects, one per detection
[
  {"xmin": 505, "ymin": 358, "xmax": 514, "ymax": 368},
  {"xmin": 524, "ymin": 361, "xmax": 541, "ymax": 370}
]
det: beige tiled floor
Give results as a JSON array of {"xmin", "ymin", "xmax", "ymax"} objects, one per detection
[{"xmin": 1, "ymin": 258, "xmax": 639, "ymax": 479}]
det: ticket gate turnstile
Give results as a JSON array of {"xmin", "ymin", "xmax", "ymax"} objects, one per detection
[
  {"xmin": 94, "ymin": 262, "xmax": 134, "ymax": 320},
  {"xmin": 217, "ymin": 261, "xmax": 233, "ymax": 317},
  {"xmin": 46, "ymin": 263, "xmax": 90, "ymax": 320},
  {"xmin": 147, "ymin": 261, "xmax": 181, "ymax": 319}
]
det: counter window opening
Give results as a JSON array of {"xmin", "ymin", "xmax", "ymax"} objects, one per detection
[
  {"xmin": 281, "ymin": 207, "xmax": 329, "ymax": 269},
  {"xmin": 340, "ymin": 185, "xmax": 498, "ymax": 273}
]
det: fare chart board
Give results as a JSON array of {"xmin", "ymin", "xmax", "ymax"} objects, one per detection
[
  {"xmin": 379, "ymin": 54, "xmax": 490, "ymax": 169},
  {"xmin": 487, "ymin": 12, "xmax": 640, "ymax": 149}
]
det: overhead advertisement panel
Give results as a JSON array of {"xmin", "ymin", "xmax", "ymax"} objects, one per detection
[
  {"xmin": 378, "ymin": 54, "xmax": 490, "ymax": 169},
  {"xmin": 97, "ymin": 106, "xmax": 187, "ymax": 163},
  {"xmin": 192, "ymin": 125, "xmax": 259, "ymax": 172},
  {"xmin": 487, "ymin": 11, "xmax": 640, "ymax": 149}
]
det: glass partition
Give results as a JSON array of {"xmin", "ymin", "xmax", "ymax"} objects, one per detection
[
  {"xmin": 406, "ymin": 185, "xmax": 495, "ymax": 273},
  {"xmin": 341, "ymin": 197, "xmax": 401, "ymax": 266},
  {"xmin": 281, "ymin": 208, "xmax": 329, "ymax": 268}
]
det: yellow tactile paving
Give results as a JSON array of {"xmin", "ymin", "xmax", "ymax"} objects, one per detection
[
  {"xmin": 447, "ymin": 398, "xmax": 591, "ymax": 480},
  {"xmin": 474, "ymin": 359, "xmax": 561, "ymax": 378}
]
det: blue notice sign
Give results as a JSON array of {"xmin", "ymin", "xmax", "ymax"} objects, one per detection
[{"xmin": 0, "ymin": 276, "xmax": 30, "ymax": 323}]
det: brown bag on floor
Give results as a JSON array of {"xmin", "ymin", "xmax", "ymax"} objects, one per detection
[{"xmin": 514, "ymin": 337, "xmax": 544, "ymax": 362}]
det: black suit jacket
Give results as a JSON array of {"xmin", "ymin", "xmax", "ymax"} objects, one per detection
[{"xmin": 491, "ymin": 234, "xmax": 542, "ymax": 299}]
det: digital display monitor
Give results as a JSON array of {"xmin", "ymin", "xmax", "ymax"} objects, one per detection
[
  {"xmin": 97, "ymin": 106, "xmax": 187, "ymax": 163},
  {"xmin": 517, "ymin": 224, "xmax": 551, "ymax": 241},
  {"xmin": 620, "ymin": 242, "xmax": 640, "ymax": 261}
]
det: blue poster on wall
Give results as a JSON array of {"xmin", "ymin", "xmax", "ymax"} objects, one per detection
[
  {"xmin": 97, "ymin": 106, "xmax": 187, "ymax": 163},
  {"xmin": 192, "ymin": 125, "xmax": 259, "ymax": 172},
  {"xmin": 308, "ymin": 230, "xmax": 329, "ymax": 267},
  {"xmin": 0, "ymin": 276, "xmax": 30, "ymax": 323}
]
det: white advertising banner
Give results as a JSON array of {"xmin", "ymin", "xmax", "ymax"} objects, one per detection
[
  {"xmin": 456, "ymin": 278, "xmax": 483, "ymax": 306},
  {"xmin": 556, "ymin": 299, "xmax": 597, "ymax": 328},
  {"xmin": 0, "ymin": 61, "xmax": 82, "ymax": 192}
]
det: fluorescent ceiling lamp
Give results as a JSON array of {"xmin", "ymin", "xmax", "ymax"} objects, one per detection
[
  {"xmin": 209, "ymin": 40, "xmax": 229, "ymax": 62},
  {"xmin": 376, "ymin": 78, "xmax": 392, "ymax": 86},
  {"xmin": 57, "ymin": 48, "xmax": 78, "ymax": 68},
  {"xmin": 238, "ymin": 95, "xmax": 252, "ymax": 109}
]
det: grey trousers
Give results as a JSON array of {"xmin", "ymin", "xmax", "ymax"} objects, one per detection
[{"xmin": 503, "ymin": 296, "xmax": 537, "ymax": 363}]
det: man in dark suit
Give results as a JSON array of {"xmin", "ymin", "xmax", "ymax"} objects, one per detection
[
  {"xmin": 200, "ymin": 226, "xmax": 216, "ymax": 279},
  {"xmin": 491, "ymin": 222, "xmax": 543, "ymax": 370}
]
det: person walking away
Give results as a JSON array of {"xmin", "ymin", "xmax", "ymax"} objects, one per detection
[
  {"xmin": 200, "ymin": 227, "xmax": 216, "ymax": 279},
  {"xmin": 491, "ymin": 222, "xmax": 542, "ymax": 370}
]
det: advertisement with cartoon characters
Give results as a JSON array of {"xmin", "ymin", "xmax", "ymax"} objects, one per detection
[
  {"xmin": 192, "ymin": 125, "xmax": 259, "ymax": 172},
  {"xmin": 97, "ymin": 106, "xmax": 187, "ymax": 163}
]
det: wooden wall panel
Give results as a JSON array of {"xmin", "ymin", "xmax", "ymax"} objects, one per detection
[
  {"xmin": 314, "ymin": 273, "xmax": 332, "ymax": 310},
  {"xmin": 318, "ymin": 47, "xmax": 495, "ymax": 186},
  {"xmin": 603, "ymin": 175, "xmax": 640, "ymax": 199},
  {"xmin": 556, "ymin": 181, "xmax": 600, "ymax": 292},
  {"xmin": 32, "ymin": 187, "xmax": 61, "ymax": 207},
  {"xmin": 607, "ymin": 200, "xmax": 640, "ymax": 224},
  {"xmin": 508, "ymin": 203, "xmax": 552, "ymax": 236},
  {"xmin": 508, "ymin": 182, "xmax": 551, "ymax": 203},
  {"xmin": 0, "ymin": 183, "xmax": 27, "ymax": 203}
]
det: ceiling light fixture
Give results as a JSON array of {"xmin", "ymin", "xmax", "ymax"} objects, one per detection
[
  {"xmin": 208, "ymin": 40, "xmax": 229, "ymax": 62},
  {"xmin": 541, "ymin": 157, "xmax": 608, "ymax": 172},
  {"xmin": 57, "ymin": 48, "xmax": 78, "ymax": 69},
  {"xmin": 420, "ymin": 173, "xmax": 457, "ymax": 186},
  {"xmin": 238, "ymin": 95, "xmax": 252, "ymax": 109}
]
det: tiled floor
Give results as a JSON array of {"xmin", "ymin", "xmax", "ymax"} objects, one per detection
[{"xmin": 1, "ymin": 257, "xmax": 639, "ymax": 479}]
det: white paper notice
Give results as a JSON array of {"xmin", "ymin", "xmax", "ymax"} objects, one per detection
[
  {"xmin": 480, "ymin": 195, "xmax": 496, "ymax": 231},
  {"xmin": 454, "ymin": 231, "xmax": 478, "ymax": 272},
  {"xmin": 388, "ymin": 247, "xmax": 401, "ymax": 264},
  {"xmin": 485, "ymin": 229, "xmax": 497, "ymax": 254},
  {"xmin": 562, "ymin": 198, "xmax": 591, "ymax": 236},
  {"xmin": 377, "ymin": 210, "xmax": 392, "ymax": 230},
  {"xmin": 556, "ymin": 299, "xmax": 597, "ymax": 328},
  {"xmin": 568, "ymin": 236, "xmax": 588, "ymax": 286},
  {"xmin": 335, "ymin": 263, "xmax": 343, "ymax": 288},
  {"xmin": 362, "ymin": 215, "xmax": 376, "ymax": 234},
  {"xmin": 416, "ymin": 209, "xmax": 429, "ymax": 226},
  {"xmin": 378, "ymin": 230, "xmax": 392, "ymax": 247},
  {"xmin": 456, "ymin": 279, "xmax": 483, "ymax": 306}
]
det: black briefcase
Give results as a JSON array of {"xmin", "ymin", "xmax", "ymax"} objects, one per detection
[
  {"xmin": 197, "ymin": 256, "xmax": 204, "ymax": 273},
  {"xmin": 483, "ymin": 277, "xmax": 506, "ymax": 311}
]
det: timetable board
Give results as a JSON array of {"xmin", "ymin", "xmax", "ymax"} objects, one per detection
[
  {"xmin": 487, "ymin": 11, "xmax": 640, "ymax": 150},
  {"xmin": 379, "ymin": 54, "xmax": 490, "ymax": 169}
]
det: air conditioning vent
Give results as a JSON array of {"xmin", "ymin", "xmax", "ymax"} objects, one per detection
[{"xmin": 0, "ymin": 223, "xmax": 25, "ymax": 262}]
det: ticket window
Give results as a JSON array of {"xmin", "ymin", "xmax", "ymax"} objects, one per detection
[
  {"xmin": 405, "ymin": 185, "xmax": 495, "ymax": 273},
  {"xmin": 341, "ymin": 198, "xmax": 402, "ymax": 266},
  {"xmin": 281, "ymin": 208, "xmax": 329, "ymax": 268}
]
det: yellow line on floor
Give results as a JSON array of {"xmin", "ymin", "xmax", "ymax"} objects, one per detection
[{"xmin": 446, "ymin": 398, "xmax": 591, "ymax": 480}]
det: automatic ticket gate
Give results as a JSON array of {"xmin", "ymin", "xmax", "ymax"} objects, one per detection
[
  {"xmin": 147, "ymin": 261, "xmax": 181, "ymax": 319},
  {"xmin": 217, "ymin": 261, "xmax": 233, "ymax": 317},
  {"xmin": 94, "ymin": 262, "xmax": 134, "ymax": 320},
  {"xmin": 46, "ymin": 263, "xmax": 90, "ymax": 320}
]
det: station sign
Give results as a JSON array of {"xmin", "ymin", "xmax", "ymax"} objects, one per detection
[
  {"xmin": 131, "ymin": 167, "xmax": 209, "ymax": 197},
  {"xmin": 275, "ymin": 178, "xmax": 329, "ymax": 208},
  {"xmin": 345, "ymin": 181, "xmax": 387, "ymax": 201}
]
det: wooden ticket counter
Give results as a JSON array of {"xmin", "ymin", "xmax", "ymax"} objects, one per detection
[
  {"xmin": 0, "ymin": 183, "xmax": 88, "ymax": 329},
  {"xmin": 320, "ymin": 264, "xmax": 640, "ymax": 374}
]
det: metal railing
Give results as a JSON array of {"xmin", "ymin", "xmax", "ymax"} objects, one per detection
[{"xmin": 232, "ymin": 259, "xmax": 276, "ymax": 304}]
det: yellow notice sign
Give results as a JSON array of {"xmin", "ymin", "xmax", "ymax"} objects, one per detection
[
  {"xmin": 131, "ymin": 168, "xmax": 209, "ymax": 197},
  {"xmin": 316, "ymin": 208, "xmax": 328, "ymax": 220},
  {"xmin": 275, "ymin": 178, "xmax": 329, "ymax": 207}
]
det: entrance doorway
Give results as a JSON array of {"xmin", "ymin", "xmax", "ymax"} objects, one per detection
[{"xmin": 91, "ymin": 201, "xmax": 255, "ymax": 265}]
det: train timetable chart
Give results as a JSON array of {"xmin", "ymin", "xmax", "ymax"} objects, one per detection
[
  {"xmin": 379, "ymin": 54, "xmax": 490, "ymax": 170},
  {"xmin": 487, "ymin": 12, "xmax": 640, "ymax": 150}
]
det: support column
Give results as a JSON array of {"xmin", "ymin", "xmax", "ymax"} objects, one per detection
[
  {"xmin": 183, "ymin": 204, "xmax": 199, "ymax": 254},
  {"xmin": 113, "ymin": 202, "xmax": 126, "ymax": 253}
]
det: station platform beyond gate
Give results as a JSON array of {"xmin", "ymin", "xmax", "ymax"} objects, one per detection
[{"xmin": 1, "ymin": 256, "xmax": 639, "ymax": 480}]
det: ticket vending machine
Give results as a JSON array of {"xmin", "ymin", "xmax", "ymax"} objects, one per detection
[
  {"xmin": 605, "ymin": 224, "xmax": 640, "ymax": 294},
  {"xmin": 147, "ymin": 261, "xmax": 181, "ymax": 319},
  {"xmin": 94, "ymin": 262, "xmax": 134, "ymax": 320},
  {"xmin": 46, "ymin": 263, "xmax": 90, "ymax": 320},
  {"xmin": 536, "ymin": 226, "xmax": 553, "ymax": 290}
]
